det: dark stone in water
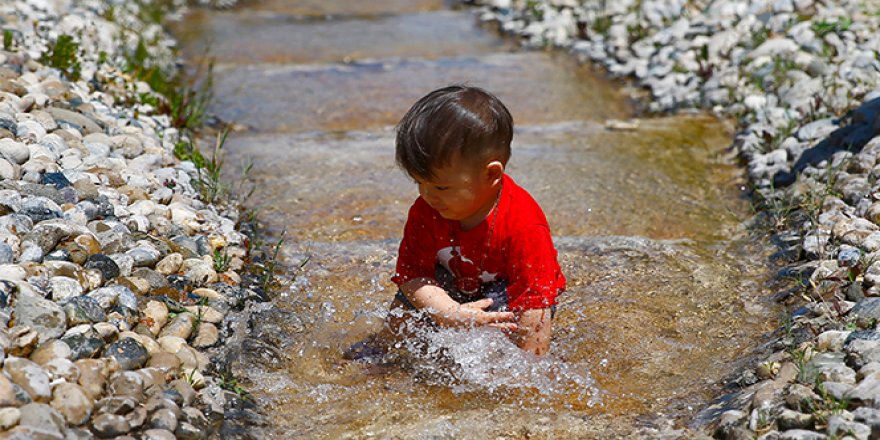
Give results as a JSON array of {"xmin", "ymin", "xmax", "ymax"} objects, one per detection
[
  {"xmin": 62, "ymin": 296, "xmax": 106, "ymax": 325},
  {"xmin": 43, "ymin": 249, "xmax": 71, "ymax": 262},
  {"xmin": 850, "ymin": 298, "xmax": 880, "ymax": 321},
  {"xmin": 62, "ymin": 328, "xmax": 105, "ymax": 360},
  {"xmin": 85, "ymin": 254, "xmax": 120, "ymax": 280},
  {"xmin": 40, "ymin": 172, "xmax": 71, "ymax": 189},
  {"xmin": 103, "ymin": 337, "xmax": 149, "ymax": 370}
]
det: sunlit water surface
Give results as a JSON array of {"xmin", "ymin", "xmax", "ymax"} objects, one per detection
[{"xmin": 173, "ymin": 1, "xmax": 781, "ymax": 437}]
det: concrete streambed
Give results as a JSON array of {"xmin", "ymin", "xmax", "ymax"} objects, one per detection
[{"xmin": 173, "ymin": 1, "xmax": 783, "ymax": 437}]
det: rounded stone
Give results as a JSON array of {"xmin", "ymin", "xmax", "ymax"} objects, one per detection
[
  {"xmin": 158, "ymin": 313, "xmax": 195, "ymax": 340},
  {"xmin": 91, "ymin": 413, "xmax": 130, "ymax": 438},
  {"xmin": 17, "ymin": 403, "xmax": 65, "ymax": 436},
  {"xmin": 50, "ymin": 382, "xmax": 92, "ymax": 426},
  {"xmin": 192, "ymin": 323, "xmax": 219, "ymax": 348},
  {"xmin": 127, "ymin": 246, "xmax": 160, "ymax": 267},
  {"xmin": 29, "ymin": 339, "xmax": 72, "ymax": 365},
  {"xmin": 49, "ymin": 275, "xmax": 83, "ymax": 301},
  {"xmin": 43, "ymin": 358, "xmax": 79, "ymax": 383},
  {"xmin": 103, "ymin": 337, "xmax": 149, "ymax": 370},
  {"xmin": 0, "ymin": 407, "xmax": 21, "ymax": 430},
  {"xmin": 149, "ymin": 408, "xmax": 178, "ymax": 432},
  {"xmin": 143, "ymin": 428, "xmax": 177, "ymax": 440},
  {"xmin": 0, "ymin": 373, "xmax": 19, "ymax": 407},
  {"xmin": 155, "ymin": 253, "xmax": 182, "ymax": 276},
  {"xmin": 108, "ymin": 371, "xmax": 145, "ymax": 400},
  {"xmin": 84, "ymin": 254, "xmax": 120, "ymax": 282},
  {"xmin": 180, "ymin": 258, "xmax": 217, "ymax": 286},
  {"xmin": 0, "ymin": 138, "xmax": 30, "ymax": 164},
  {"xmin": 12, "ymin": 287, "xmax": 66, "ymax": 343},
  {"xmin": 61, "ymin": 295, "xmax": 107, "ymax": 326},
  {"xmin": 143, "ymin": 300, "xmax": 169, "ymax": 336},
  {"xmin": 146, "ymin": 352, "xmax": 181, "ymax": 373},
  {"xmin": 0, "ymin": 158, "xmax": 16, "ymax": 180},
  {"xmin": 61, "ymin": 326, "xmax": 104, "ymax": 360},
  {"xmin": 4, "ymin": 357, "xmax": 51, "ymax": 402},
  {"xmin": 157, "ymin": 336, "xmax": 186, "ymax": 355},
  {"xmin": 75, "ymin": 359, "xmax": 110, "ymax": 400},
  {"xmin": 19, "ymin": 196, "xmax": 62, "ymax": 223}
]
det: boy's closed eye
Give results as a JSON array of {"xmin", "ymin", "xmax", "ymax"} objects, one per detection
[{"xmin": 434, "ymin": 186, "xmax": 449, "ymax": 191}]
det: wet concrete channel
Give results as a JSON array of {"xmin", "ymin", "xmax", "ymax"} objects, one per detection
[{"xmin": 172, "ymin": 1, "xmax": 783, "ymax": 437}]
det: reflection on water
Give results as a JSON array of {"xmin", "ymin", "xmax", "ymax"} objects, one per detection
[{"xmin": 173, "ymin": 2, "xmax": 781, "ymax": 438}]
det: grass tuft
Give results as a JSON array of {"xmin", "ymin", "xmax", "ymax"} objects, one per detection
[{"xmin": 41, "ymin": 34, "xmax": 82, "ymax": 81}]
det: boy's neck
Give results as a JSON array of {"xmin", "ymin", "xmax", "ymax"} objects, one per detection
[{"xmin": 459, "ymin": 184, "xmax": 503, "ymax": 231}]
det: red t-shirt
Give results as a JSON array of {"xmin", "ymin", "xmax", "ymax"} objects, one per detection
[{"xmin": 392, "ymin": 174, "xmax": 565, "ymax": 311}]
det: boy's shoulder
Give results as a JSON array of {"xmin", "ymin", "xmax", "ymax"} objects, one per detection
[{"xmin": 500, "ymin": 175, "xmax": 550, "ymax": 230}]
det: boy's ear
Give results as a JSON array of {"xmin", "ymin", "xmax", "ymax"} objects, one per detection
[{"xmin": 485, "ymin": 160, "xmax": 504, "ymax": 183}]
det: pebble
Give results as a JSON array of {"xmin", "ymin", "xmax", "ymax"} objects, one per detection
[
  {"xmin": 103, "ymin": 337, "xmax": 149, "ymax": 370},
  {"xmin": 12, "ymin": 288, "xmax": 66, "ymax": 343},
  {"xmin": 158, "ymin": 313, "xmax": 196, "ymax": 340},
  {"xmin": 91, "ymin": 413, "xmax": 131, "ymax": 437},
  {"xmin": 62, "ymin": 326, "xmax": 105, "ymax": 361},
  {"xmin": 17, "ymin": 403, "xmax": 65, "ymax": 437},
  {"xmin": 0, "ymin": 407, "xmax": 21, "ymax": 430},
  {"xmin": 143, "ymin": 300, "xmax": 169, "ymax": 336},
  {"xmin": 50, "ymin": 383, "xmax": 93, "ymax": 426},
  {"xmin": 29, "ymin": 339, "xmax": 71, "ymax": 365},
  {"xmin": 75, "ymin": 359, "xmax": 110, "ymax": 400},
  {"xmin": 192, "ymin": 323, "xmax": 219, "ymax": 348},
  {"xmin": 155, "ymin": 252, "xmax": 183, "ymax": 275}
]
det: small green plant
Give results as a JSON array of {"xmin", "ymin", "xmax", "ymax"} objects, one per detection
[
  {"xmin": 751, "ymin": 27, "xmax": 770, "ymax": 48},
  {"xmin": 593, "ymin": 16, "xmax": 613, "ymax": 36},
  {"xmin": 173, "ymin": 130, "xmax": 227, "ymax": 204},
  {"xmin": 525, "ymin": 0, "xmax": 544, "ymax": 20},
  {"xmin": 218, "ymin": 369, "xmax": 253, "ymax": 402},
  {"xmin": 213, "ymin": 247, "xmax": 231, "ymax": 272},
  {"xmin": 812, "ymin": 17, "xmax": 852, "ymax": 37},
  {"xmin": 3, "ymin": 30, "xmax": 13, "ymax": 51},
  {"xmin": 260, "ymin": 231, "xmax": 287, "ymax": 292},
  {"xmin": 41, "ymin": 34, "xmax": 82, "ymax": 81}
]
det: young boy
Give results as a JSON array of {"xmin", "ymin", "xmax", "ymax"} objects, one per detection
[{"xmin": 352, "ymin": 85, "xmax": 565, "ymax": 358}]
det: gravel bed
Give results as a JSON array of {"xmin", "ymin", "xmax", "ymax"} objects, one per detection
[{"xmin": 0, "ymin": 1, "xmax": 268, "ymax": 439}]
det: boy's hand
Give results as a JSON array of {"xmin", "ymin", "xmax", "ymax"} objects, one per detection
[{"xmin": 459, "ymin": 298, "xmax": 518, "ymax": 332}]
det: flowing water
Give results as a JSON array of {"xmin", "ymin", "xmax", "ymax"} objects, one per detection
[{"xmin": 173, "ymin": 2, "xmax": 782, "ymax": 437}]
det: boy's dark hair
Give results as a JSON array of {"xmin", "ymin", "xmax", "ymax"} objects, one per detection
[{"xmin": 396, "ymin": 85, "xmax": 513, "ymax": 180}]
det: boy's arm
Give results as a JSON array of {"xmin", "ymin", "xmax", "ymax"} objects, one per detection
[
  {"xmin": 511, "ymin": 308, "xmax": 553, "ymax": 356},
  {"xmin": 400, "ymin": 278, "xmax": 517, "ymax": 330}
]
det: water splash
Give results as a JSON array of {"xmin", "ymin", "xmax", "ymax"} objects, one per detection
[{"xmin": 389, "ymin": 321, "xmax": 601, "ymax": 410}]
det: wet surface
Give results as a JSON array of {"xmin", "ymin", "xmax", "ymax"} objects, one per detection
[{"xmin": 173, "ymin": 1, "xmax": 780, "ymax": 437}]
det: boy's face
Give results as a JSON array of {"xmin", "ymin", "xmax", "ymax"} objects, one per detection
[{"xmin": 414, "ymin": 157, "xmax": 503, "ymax": 227}]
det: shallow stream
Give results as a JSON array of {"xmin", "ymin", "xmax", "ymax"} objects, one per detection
[{"xmin": 172, "ymin": 2, "xmax": 782, "ymax": 437}]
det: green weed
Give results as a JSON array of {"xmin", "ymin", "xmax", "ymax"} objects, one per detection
[
  {"xmin": 525, "ymin": 0, "xmax": 544, "ymax": 20},
  {"xmin": 3, "ymin": 30, "xmax": 12, "ymax": 51},
  {"xmin": 218, "ymin": 368, "xmax": 253, "ymax": 402},
  {"xmin": 812, "ymin": 17, "xmax": 852, "ymax": 37},
  {"xmin": 41, "ymin": 34, "xmax": 82, "ymax": 81},
  {"xmin": 173, "ymin": 129, "xmax": 227, "ymax": 204},
  {"xmin": 593, "ymin": 16, "xmax": 613, "ymax": 36},
  {"xmin": 213, "ymin": 247, "xmax": 231, "ymax": 273}
]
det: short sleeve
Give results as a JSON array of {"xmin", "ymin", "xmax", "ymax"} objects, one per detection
[
  {"xmin": 505, "ymin": 224, "xmax": 565, "ymax": 310},
  {"xmin": 391, "ymin": 201, "xmax": 437, "ymax": 286}
]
